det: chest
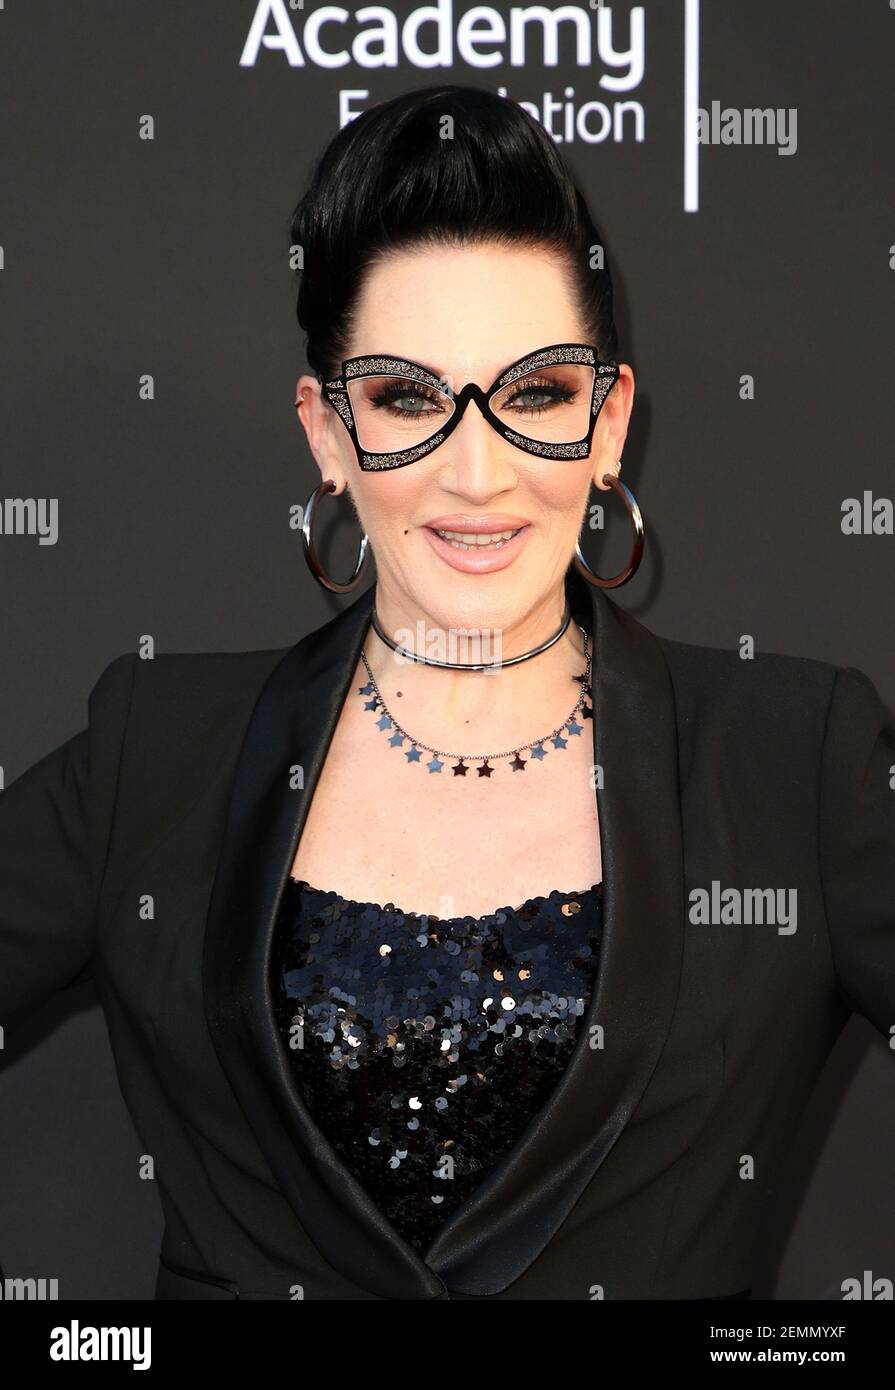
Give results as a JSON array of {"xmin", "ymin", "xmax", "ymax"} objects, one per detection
[{"xmin": 290, "ymin": 686, "xmax": 603, "ymax": 918}]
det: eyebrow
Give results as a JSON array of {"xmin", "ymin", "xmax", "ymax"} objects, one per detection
[
  {"xmin": 352, "ymin": 344, "xmax": 573, "ymax": 383},
  {"xmin": 386, "ymin": 353, "xmax": 446, "ymax": 378}
]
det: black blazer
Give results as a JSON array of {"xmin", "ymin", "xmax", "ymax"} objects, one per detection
[{"xmin": 2, "ymin": 567, "xmax": 894, "ymax": 1301}]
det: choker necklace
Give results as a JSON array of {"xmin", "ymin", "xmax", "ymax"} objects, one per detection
[
  {"xmin": 357, "ymin": 622, "xmax": 593, "ymax": 779},
  {"xmin": 370, "ymin": 602, "xmax": 572, "ymax": 670}
]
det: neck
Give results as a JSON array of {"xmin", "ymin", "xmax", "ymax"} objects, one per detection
[{"xmin": 361, "ymin": 581, "xmax": 588, "ymax": 746}]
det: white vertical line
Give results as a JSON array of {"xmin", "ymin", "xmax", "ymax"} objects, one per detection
[{"xmin": 684, "ymin": 0, "xmax": 701, "ymax": 212}]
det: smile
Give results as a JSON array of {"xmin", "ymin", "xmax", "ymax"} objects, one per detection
[
  {"xmin": 423, "ymin": 523, "xmax": 532, "ymax": 574},
  {"xmin": 432, "ymin": 527, "xmax": 523, "ymax": 550}
]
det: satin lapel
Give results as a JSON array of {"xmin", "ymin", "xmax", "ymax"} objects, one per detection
[
  {"xmin": 424, "ymin": 566, "xmax": 687, "ymax": 1293},
  {"xmin": 202, "ymin": 567, "xmax": 686, "ymax": 1300},
  {"xmin": 202, "ymin": 582, "xmax": 446, "ymax": 1300}
]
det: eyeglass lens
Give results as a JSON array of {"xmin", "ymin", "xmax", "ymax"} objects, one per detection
[{"xmin": 345, "ymin": 362, "xmax": 598, "ymax": 453}]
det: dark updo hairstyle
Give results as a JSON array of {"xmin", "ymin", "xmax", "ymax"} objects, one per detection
[{"xmin": 288, "ymin": 84, "xmax": 619, "ymax": 385}]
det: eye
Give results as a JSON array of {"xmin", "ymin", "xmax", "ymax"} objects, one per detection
[
  {"xmin": 501, "ymin": 378, "xmax": 579, "ymax": 417},
  {"xmin": 368, "ymin": 379, "xmax": 447, "ymax": 419}
]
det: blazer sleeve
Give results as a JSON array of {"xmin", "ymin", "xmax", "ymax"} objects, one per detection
[
  {"xmin": 818, "ymin": 663, "xmax": 895, "ymax": 1041},
  {"xmin": 0, "ymin": 652, "xmax": 136, "ymax": 1035}
]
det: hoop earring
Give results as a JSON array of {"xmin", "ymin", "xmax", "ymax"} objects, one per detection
[
  {"xmin": 301, "ymin": 479, "xmax": 371, "ymax": 593},
  {"xmin": 574, "ymin": 465, "xmax": 645, "ymax": 589}
]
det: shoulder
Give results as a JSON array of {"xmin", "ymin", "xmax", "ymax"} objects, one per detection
[
  {"xmin": 88, "ymin": 644, "xmax": 293, "ymax": 745},
  {"xmin": 650, "ymin": 630, "xmax": 852, "ymax": 763},
  {"xmin": 82, "ymin": 646, "xmax": 299, "ymax": 846},
  {"xmin": 655, "ymin": 631, "xmax": 840, "ymax": 707},
  {"xmin": 650, "ymin": 627, "xmax": 893, "ymax": 788},
  {"xmin": 131, "ymin": 644, "xmax": 289, "ymax": 698}
]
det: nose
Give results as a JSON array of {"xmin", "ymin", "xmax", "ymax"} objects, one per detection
[{"xmin": 436, "ymin": 396, "xmax": 517, "ymax": 500}]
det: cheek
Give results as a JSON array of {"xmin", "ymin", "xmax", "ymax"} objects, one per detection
[
  {"xmin": 527, "ymin": 466, "xmax": 592, "ymax": 521},
  {"xmin": 351, "ymin": 472, "xmax": 422, "ymax": 541}
]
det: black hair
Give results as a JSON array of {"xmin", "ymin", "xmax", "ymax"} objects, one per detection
[{"xmin": 288, "ymin": 84, "xmax": 619, "ymax": 384}]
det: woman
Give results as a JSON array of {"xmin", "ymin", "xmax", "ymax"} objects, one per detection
[{"xmin": 2, "ymin": 85, "xmax": 894, "ymax": 1303}]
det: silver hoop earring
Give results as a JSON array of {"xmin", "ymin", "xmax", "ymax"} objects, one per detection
[
  {"xmin": 574, "ymin": 466, "xmax": 645, "ymax": 589},
  {"xmin": 301, "ymin": 479, "xmax": 371, "ymax": 593}
]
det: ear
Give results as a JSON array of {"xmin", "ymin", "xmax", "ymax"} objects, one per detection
[
  {"xmin": 294, "ymin": 374, "xmax": 352, "ymax": 496},
  {"xmin": 591, "ymin": 363, "xmax": 635, "ymax": 491}
]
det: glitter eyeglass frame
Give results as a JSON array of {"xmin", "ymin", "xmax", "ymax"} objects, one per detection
[{"xmin": 320, "ymin": 342, "xmax": 620, "ymax": 471}]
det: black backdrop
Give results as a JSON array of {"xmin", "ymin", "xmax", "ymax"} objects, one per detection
[{"xmin": 1, "ymin": 0, "xmax": 893, "ymax": 1299}]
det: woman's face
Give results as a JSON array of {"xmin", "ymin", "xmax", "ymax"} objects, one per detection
[{"xmin": 295, "ymin": 241, "xmax": 634, "ymax": 633}]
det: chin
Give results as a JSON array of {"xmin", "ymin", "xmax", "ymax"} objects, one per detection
[{"xmin": 415, "ymin": 583, "xmax": 531, "ymax": 640}]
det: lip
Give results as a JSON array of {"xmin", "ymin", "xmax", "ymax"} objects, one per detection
[
  {"xmin": 423, "ymin": 521, "xmax": 531, "ymax": 573},
  {"xmin": 424, "ymin": 515, "xmax": 530, "ymax": 533}
]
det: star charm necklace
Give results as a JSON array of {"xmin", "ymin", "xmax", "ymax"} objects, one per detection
[{"xmin": 356, "ymin": 623, "xmax": 593, "ymax": 779}]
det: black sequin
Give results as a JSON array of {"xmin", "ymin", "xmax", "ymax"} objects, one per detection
[{"xmin": 269, "ymin": 877, "xmax": 604, "ymax": 1254}]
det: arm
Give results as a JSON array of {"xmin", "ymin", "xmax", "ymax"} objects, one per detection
[
  {"xmin": 818, "ymin": 664, "xmax": 895, "ymax": 1042},
  {"xmin": 0, "ymin": 653, "xmax": 136, "ymax": 1034}
]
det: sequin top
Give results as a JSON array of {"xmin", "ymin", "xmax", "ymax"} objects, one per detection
[{"xmin": 269, "ymin": 877, "xmax": 604, "ymax": 1254}]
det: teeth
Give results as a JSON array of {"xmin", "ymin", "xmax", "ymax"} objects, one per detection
[{"xmin": 434, "ymin": 528, "xmax": 520, "ymax": 549}]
